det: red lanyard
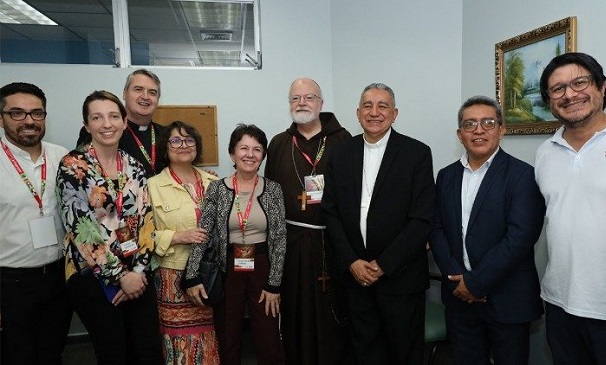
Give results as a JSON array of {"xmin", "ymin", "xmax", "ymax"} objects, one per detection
[
  {"xmin": 127, "ymin": 124, "xmax": 156, "ymax": 172},
  {"xmin": 169, "ymin": 167, "xmax": 204, "ymax": 220},
  {"xmin": 232, "ymin": 173, "xmax": 258, "ymax": 236},
  {"xmin": 1, "ymin": 140, "xmax": 46, "ymax": 215},
  {"xmin": 292, "ymin": 135, "xmax": 326, "ymax": 170},
  {"xmin": 89, "ymin": 147, "xmax": 125, "ymax": 218}
]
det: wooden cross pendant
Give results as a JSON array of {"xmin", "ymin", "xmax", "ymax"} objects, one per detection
[
  {"xmin": 297, "ymin": 191, "xmax": 310, "ymax": 211},
  {"xmin": 317, "ymin": 270, "xmax": 331, "ymax": 292}
]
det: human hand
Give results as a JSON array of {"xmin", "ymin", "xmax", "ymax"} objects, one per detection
[
  {"xmin": 368, "ymin": 260, "xmax": 384, "ymax": 279},
  {"xmin": 448, "ymin": 274, "xmax": 486, "ymax": 304},
  {"xmin": 118, "ymin": 271, "xmax": 147, "ymax": 302},
  {"xmin": 259, "ymin": 290, "xmax": 280, "ymax": 317},
  {"xmin": 204, "ymin": 169, "xmax": 219, "ymax": 177},
  {"xmin": 349, "ymin": 259, "xmax": 379, "ymax": 287},
  {"xmin": 172, "ymin": 228, "xmax": 208, "ymax": 245},
  {"xmin": 186, "ymin": 284, "xmax": 208, "ymax": 306},
  {"xmin": 111, "ymin": 289, "xmax": 132, "ymax": 306}
]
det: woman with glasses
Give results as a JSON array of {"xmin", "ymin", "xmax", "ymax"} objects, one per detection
[
  {"xmin": 184, "ymin": 123, "xmax": 287, "ymax": 365},
  {"xmin": 57, "ymin": 90, "xmax": 163, "ymax": 364},
  {"xmin": 148, "ymin": 121, "xmax": 220, "ymax": 365}
]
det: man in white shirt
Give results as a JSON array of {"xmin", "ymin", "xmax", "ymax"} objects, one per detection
[
  {"xmin": 0, "ymin": 82, "xmax": 72, "ymax": 365},
  {"xmin": 536, "ymin": 52, "xmax": 606, "ymax": 364}
]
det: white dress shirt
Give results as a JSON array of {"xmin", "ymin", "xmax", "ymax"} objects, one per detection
[
  {"xmin": 460, "ymin": 147, "xmax": 499, "ymax": 271},
  {"xmin": 0, "ymin": 136, "xmax": 68, "ymax": 267}
]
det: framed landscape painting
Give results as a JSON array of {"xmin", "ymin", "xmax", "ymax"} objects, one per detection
[{"xmin": 495, "ymin": 17, "xmax": 576, "ymax": 134}]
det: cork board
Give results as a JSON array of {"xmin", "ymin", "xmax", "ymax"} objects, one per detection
[{"xmin": 153, "ymin": 105, "xmax": 218, "ymax": 166}]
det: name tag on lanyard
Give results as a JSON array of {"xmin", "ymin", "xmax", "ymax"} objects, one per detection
[{"xmin": 233, "ymin": 243, "xmax": 255, "ymax": 271}]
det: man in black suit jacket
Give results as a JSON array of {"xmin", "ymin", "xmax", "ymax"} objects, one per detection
[
  {"xmin": 322, "ymin": 83, "xmax": 435, "ymax": 364},
  {"xmin": 430, "ymin": 95, "xmax": 545, "ymax": 365}
]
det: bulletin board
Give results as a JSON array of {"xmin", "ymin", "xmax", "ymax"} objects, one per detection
[{"xmin": 153, "ymin": 105, "xmax": 218, "ymax": 166}]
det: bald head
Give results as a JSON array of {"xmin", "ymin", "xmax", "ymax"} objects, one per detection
[
  {"xmin": 289, "ymin": 78, "xmax": 323, "ymax": 99},
  {"xmin": 289, "ymin": 78, "xmax": 324, "ymax": 125}
]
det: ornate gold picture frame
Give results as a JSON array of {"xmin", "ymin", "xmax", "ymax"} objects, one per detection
[{"xmin": 495, "ymin": 17, "xmax": 577, "ymax": 135}]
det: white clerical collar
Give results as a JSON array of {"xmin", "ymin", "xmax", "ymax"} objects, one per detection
[{"xmin": 363, "ymin": 128, "xmax": 391, "ymax": 149}]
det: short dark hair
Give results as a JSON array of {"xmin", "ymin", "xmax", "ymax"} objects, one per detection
[
  {"xmin": 82, "ymin": 90, "xmax": 127, "ymax": 125},
  {"xmin": 457, "ymin": 95, "xmax": 504, "ymax": 128},
  {"xmin": 228, "ymin": 123, "xmax": 268, "ymax": 167},
  {"xmin": 0, "ymin": 82, "xmax": 46, "ymax": 111},
  {"xmin": 158, "ymin": 121, "xmax": 203, "ymax": 166},
  {"xmin": 124, "ymin": 69, "xmax": 161, "ymax": 97},
  {"xmin": 540, "ymin": 52, "xmax": 606, "ymax": 107}
]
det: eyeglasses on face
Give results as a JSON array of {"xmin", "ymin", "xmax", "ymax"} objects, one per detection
[
  {"xmin": 1, "ymin": 110, "xmax": 47, "ymax": 121},
  {"xmin": 288, "ymin": 94, "xmax": 322, "ymax": 104},
  {"xmin": 460, "ymin": 118, "xmax": 498, "ymax": 132},
  {"xmin": 168, "ymin": 137, "xmax": 196, "ymax": 148},
  {"xmin": 547, "ymin": 75, "xmax": 593, "ymax": 99}
]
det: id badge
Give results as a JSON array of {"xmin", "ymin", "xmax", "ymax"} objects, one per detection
[
  {"xmin": 29, "ymin": 215, "xmax": 59, "ymax": 249},
  {"xmin": 233, "ymin": 243, "xmax": 255, "ymax": 271},
  {"xmin": 116, "ymin": 225, "xmax": 137, "ymax": 257},
  {"xmin": 304, "ymin": 174, "xmax": 324, "ymax": 204}
]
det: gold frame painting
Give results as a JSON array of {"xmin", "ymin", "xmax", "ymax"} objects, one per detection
[{"xmin": 495, "ymin": 16, "xmax": 577, "ymax": 135}]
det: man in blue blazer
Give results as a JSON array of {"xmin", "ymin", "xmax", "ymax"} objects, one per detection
[
  {"xmin": 322, "ymin": 83, "xmax": 435, "ymax": 364},
  {"xmin": 430, "ymin": 95, "xmax": 545, "ymax": 365}
]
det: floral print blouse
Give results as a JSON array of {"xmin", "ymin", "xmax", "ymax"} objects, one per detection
[{"xmin": 56, "ymin": 149, "xmax": 155, "ymax": 284}]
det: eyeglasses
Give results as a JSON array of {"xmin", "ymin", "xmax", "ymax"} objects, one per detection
[
  {"xmin": 289, "ymin": 94, "xmax": 322, "ymax": 104},
  {"xmin": 1, "ymin": 110, "xmax": 47, "ymax": 121},
  {"xmin": 460, "ymin": 118, "xmax": 499, "ymax": 132},
  {"xmin": 168, "ymin": 137, "xmax": 196, "ymax": 148},
  {"xmin": 547, "ymin": 75, "xmax": 593, "ymax": 99}
]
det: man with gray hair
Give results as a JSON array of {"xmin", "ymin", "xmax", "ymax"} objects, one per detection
[
  {"xmin": 322, "ymin": 83, "xmax": 435, "ymax": 364},
  {"xmin": 430, "ymin": 95, "xmax": 545, "ymax": 364},
  {"xmin": 265, "ymin": 77, "xmax": 352, "ymax": 364}
]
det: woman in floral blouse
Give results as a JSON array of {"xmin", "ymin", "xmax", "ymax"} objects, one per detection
[{"xmin": 57, "ymin": 90, "xmax": 162, "ymax": 364}]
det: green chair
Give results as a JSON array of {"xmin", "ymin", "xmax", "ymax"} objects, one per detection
[{"xmin": 425, "ymin": 273, "xmax": 447, "ymax": 365}]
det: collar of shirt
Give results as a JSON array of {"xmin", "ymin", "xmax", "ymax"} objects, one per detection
[
  {"xmin": 1, "ymin": 135, "xmax": 45, "ymax": 164},
  {"xmin": 459, "ymin": 146, "xmax": 500, "ymax": 172},
  {"xmin": 363, "ymin": 127, "xmax": 391, "ymax": 149}
]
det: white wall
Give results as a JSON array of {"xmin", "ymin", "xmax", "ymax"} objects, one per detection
[
  {"xmin": 330, "ymin": 0, "xmax": 464, "ymax": 173},
  {"xmin": 461, "ymin": 1, "xmax": 606, "ymax": 364},
  {"xmin": 0, "ymin": 0, "xmax": 334, "ymax": 178},
  {"xmin": 3, "ymin": 1, "xmax": 605, "ymax": 363}
]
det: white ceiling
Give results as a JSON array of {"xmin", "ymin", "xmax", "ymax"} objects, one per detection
[{"xmin": 0, "ymin": 0, "xmax": 257, "ymax": 67}]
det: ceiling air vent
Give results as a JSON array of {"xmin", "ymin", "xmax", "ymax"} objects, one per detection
[{"xmin": 200, "ymin": 31, "xmax": 233, "ymax": 41}]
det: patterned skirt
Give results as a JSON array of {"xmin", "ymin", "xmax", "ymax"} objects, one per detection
[{"xmin": 154, "ymin": 267, "xmax": 220, "ymax": 365}]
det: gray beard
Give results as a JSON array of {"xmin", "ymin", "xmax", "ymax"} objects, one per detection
[{"xmin": 291, "ymin": 111, "xmax": 317, "ymax": 124}]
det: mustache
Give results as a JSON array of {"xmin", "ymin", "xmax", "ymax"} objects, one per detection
[{"xmin": 18, "ymin": 125, "xmax": 42, "ymax": 133}]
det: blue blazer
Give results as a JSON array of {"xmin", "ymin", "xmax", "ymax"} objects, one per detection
[{"xmin": 430, "ymin": 148, "xmax": 545, "ymax": 323}]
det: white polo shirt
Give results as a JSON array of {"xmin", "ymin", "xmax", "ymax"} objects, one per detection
[{"xmin": 535, "ymin": 125, "xmax": 606, "ymax": 320}]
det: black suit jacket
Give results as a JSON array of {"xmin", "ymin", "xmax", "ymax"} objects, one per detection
[
  {"xmin": 430, "ymin": 148, "xmax": 545, "ymax": 323},
  {"xmin": 322, "ymin": 129, "xmax": 435, "ymax": 294}
]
